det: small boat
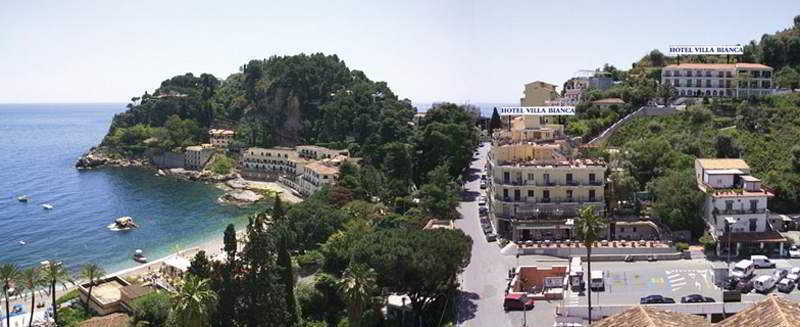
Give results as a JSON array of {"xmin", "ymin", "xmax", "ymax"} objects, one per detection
[
  {"xmin": 19, "ymin": 240, "xmax": 26, "ymax": 245},
  {"xmin": 42, "ymin": 204, "xmax": 54, "ymax": 210},
  {"xmin": 133, "ymin": 249, "xmax": 147, "ymax": 263},
  {"xmin": 17, "ymin": 196, "xmax": 29, "ymax": 202},
  {"xmin": 108, "ymin": 216, "xmax": 139, "ymax": 231}
]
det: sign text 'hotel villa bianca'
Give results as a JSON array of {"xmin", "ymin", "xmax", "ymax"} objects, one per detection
[
  {"xmin": 668, "ymin": 45, "xmax": 744, "ymax": 55},
  {"xmin": 498, "ymin": 106, "xmax": 576, "ymax": 116}
]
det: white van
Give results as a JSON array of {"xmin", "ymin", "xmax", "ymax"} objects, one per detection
[
  {"xmin": 569, "ymin": 257, "xmax": 584, "ymax": 290},
  {"xmin": 590, "ymin": 270, "xmax": 605, "ymax": 291},
  {"xmin": 754, "ymin": 275, "xmax": 776, "ymax": 293},
  {"xmin": 751, "ymin": 255, "xmax": 776, "ymax": 268},
  {"xmin": 730, "ymin": 260, "xmax": 755, "ymax": 279}
]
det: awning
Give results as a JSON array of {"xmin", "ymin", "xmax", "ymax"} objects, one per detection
[{"xmin": 163, "ymin": 255, "xmax": 191, "ymax": 272}]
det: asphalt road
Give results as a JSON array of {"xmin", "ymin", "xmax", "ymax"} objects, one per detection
[
  {"xmin": 455, "ymin": 142, "xmax": 564, "ymax": 327},
  {"xmin": 564, "ymin": 257, "xmax": 800, "ymax": 308}
]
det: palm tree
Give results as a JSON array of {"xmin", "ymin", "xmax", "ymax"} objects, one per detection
[
  {"xmin": 339, "ymin": 262, "xmax": 376, "ymax": 327},
  {"xmin": 41, "ymin": 261, "xmax": 73, "ymax": 324},
  {"xmin": 171, "ymin": 275, "xmax": 217, "ymax": 327},
  {"xmin": 575, "ymin": 205, "xmax": 606, "ymax": 326},
  {"xmin": 1, "ymin": 264, "xmax": 20, "ymax": 327},
  {"xmin": 16, "ymin": 267, "xmax": 45, "ymax": 327},
  {"xmin": 79, "ymin": 264, "xmax": 106, "ymax": 312}
]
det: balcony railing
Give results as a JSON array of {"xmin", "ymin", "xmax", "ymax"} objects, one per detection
[
  {"xmin": 494, "ymin": 196, "xmax": 603, "ymax": 204},
  {"xmin": 494, "ymin": 179, "xmax": 604, "ymax": 187},
  {"xmin": 718, "ymin": 208, "xmax": 767, "ymax": 215}
]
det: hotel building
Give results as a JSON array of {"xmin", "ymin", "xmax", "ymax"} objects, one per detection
[
  {"xmin": 489, "ymin": 115, "xmax": 607, "ymax": 241},
  {"xmin": 239, "ymin": 145, "xmax": 352, "ymax": 196},
  {"xmin": 184, "ymin": 144, "xmax": 214, "ymax": 170},
  {"xmin": 695, "ymin": 158, "xmax": 786, "ymax": 256},
  {"xmin": 661, "ymin": 63, "xmax": 774, "ymax": 98},
  {"xmin": 209, "ymin": 129, "xmax": 235, "ymax": 148}
]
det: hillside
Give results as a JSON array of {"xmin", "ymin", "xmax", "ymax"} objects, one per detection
[
  {"xmin": 103, "ymin": 53, "xmax": 415, "ymax": 157},
  {"xmin": 607, "ymin": 94, "xmax": 800, "ymax": 228}
]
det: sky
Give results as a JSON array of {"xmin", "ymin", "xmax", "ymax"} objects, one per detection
[{"xmin": 0, "ymin": 0, "xmax": 798, "ymax": 104}]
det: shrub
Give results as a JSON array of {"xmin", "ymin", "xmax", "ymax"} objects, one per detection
[
  {"xmin": 675, "ymin": 242, "xmax": 690, "ymax": 252},
  {"xmin": 209, "ymin": 154, "xmax": 235, "ymax": 174},
  {"xmin": 130, "ymin": 291, "xmax": 172, "ymax": 326},
  {"xmin": 296, "ymin": 250, "xmax": 323, "ymax": 270},
  {"xmin": 699, "ymin": 232, "xmax": 717, "ymax": 253},
  {"xmin": 56, "ymin": 307, "xmax": 91, "ymax": 327},
  {"xmin": 56, "ymin": 289, "xmax": 79, "ymax": 306}
]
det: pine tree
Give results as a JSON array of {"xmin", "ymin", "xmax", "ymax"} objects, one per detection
[{"xmin": 274, "ymin": 196, "xmax": 299, "ymax": 325}]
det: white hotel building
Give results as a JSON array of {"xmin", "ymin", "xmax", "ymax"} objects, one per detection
[{"xmin": 661, "ymin": 63, "xmax": 774, "ymax": 98}]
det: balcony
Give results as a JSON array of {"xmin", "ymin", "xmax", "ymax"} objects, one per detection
[
  {"xmin": 566, "ymin": 180, "xmax": 578, "ymax": 186},
  {"xmin": 717, "ymin": 208, "xmax": 767, "ymax": 215}
]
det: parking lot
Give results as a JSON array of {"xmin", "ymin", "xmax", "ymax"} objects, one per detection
[{"xmin": 565, "ymin": 258, "xmax": 800, "ymax": 306}]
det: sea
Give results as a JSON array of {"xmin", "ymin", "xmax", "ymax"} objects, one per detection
[{"xmin": 0, "ymin": 104, "xmax": 255, "ymax": 273}]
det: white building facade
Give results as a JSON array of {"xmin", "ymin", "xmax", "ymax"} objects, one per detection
[{"xmin": 662, "ymin": 63, "xmax": 774, "ymax": 98}]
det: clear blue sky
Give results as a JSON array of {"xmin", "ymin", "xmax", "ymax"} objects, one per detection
[{"xmin": 1, "ymin": 0, "xmax": 797, "ymax": 104}]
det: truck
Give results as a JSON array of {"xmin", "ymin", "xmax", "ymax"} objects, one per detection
[
  {"xmin": 730, "ymin": 260, "xmax": 755, "ymax": 280},
  {"xmin": 590, "ymin": 270, "xmax": 605, "ymax": 291}
]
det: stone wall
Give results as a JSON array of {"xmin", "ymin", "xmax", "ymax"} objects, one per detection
[{"xmin": 150, "ymin": 151, "xmax": 185, "ymax": 169}]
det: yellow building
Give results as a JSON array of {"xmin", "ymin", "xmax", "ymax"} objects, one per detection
[
  {"xmin": 520, "ymin": 81, "xmax": 558, "ymax": 106},
  {"xmin": 489, "ymin": 116, "xmax": 606, "ymax": 242}
]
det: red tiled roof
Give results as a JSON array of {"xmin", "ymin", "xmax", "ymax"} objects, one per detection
[
  {"xmin": 594, "ymin": 306, "xmax": 710, "ymax": 327},
  {"xmin": 717, "ymin": 294, "xmax": 800, "ymax": 327},
  {"xmin": 724, "ymin": 231, "xmax": 787, "ymax": 243}
]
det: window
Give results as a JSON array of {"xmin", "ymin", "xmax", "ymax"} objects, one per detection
[
  {"xmin": 686, "ymin": 70, "xmax": 693, "ymax": 77},
  {"xmin": 633, "ymin": 227, "xmax": 637, "ymax": 232},
  {"xmin": 566, "ymin": 190, "xmax": 573, "ymax": 200},
  {"xmin": 589, "ymin": 190, "xmax": 596, "ymax": 201},
  {"xmin": 763, "ymin": 71, "xmax": 771, "ymax": 78},
  {"xmin": 543, "ymin": 173, "xmax": 550, "ymax": 185},
  {"xmin": 718, "ymin": 71, "xmax": 724, "ymax": 77},
  {"xmin": 749, "ymin": 219, "xmax": 757, "ymax": 232},
  {"xmin": 725, "ymin": 200, "xmax": 733, "ymax": 212},
  {"xmin": 589, "ymin": 173, "xmax": 596, "ymax": 183},
  {"xmin": 687, "ymin": 80, "xmax": 693, "ymax": 87},
  {"xmin": 543, "ymin": 190, "xmax": 550, "ymax": 200},
  {"xmin": 750, "ymin": 199, "xmax": 758, "ymax": 212},
  {"xmin": 706, "ymin": 80, "xmax": 711, "ymax": 87},
  {"xmin": 762, "ymin": 81, "xmax": 771, "ymax": 89},
  {"xmin": 528, "ymin": 190, "xmax": 534, "ymax": 197},
  {"xmin": 528, "ymin": 173, "xmax": 535, "ymax": 180},
  {"xmin": 566, "ymin": 173, "xmax": 574, "ymax": 184},
  {"xmin": 664, "ymin": 70, "xmax": 672, "ymax": 77},
  {"xmin": 620, "ymin": 227, "xmax": 625, "ymax": 232}
]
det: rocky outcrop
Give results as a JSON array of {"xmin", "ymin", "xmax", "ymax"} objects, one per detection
[
  {"xmin": 165, "ymin": 168, "xmax": 238, "ymax": 183},
  {"xmin": 75, "ymin": 147, "xmax": 148, "ymax": 169},
  {"xmin": 218, "ymin": 190, "xmax": 263, "ymax": 205}
]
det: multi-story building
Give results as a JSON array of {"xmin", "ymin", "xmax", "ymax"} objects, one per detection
[
  {"xmin": 520, "ymin": 81, "xmax": 558, "ymax": 106},
  {"xmin": 489, "ymin": 116, "xmax": 606, "ymax": 242},
  {"xmin": 239, "ymin": 145, "xmax": 352, "ymax": 196},
  {"xmin": 239, "ymin": 147, "xmax": 308, "ymax": 180},
  {"xmin": 661, "ymin": 63, "xmax": 774, "ymax": 98},
  {"xmin": 494, "ymin": 115, "xmax": 564, "ymax": 145},
  {"xmin": 695, "ymin": 158, "xmax": 786, "ymax": 256},
  {"xmin": 299, "ymin": 161, "xmax": 341, "ymax": 196},
  {"xmin": 209, "ymin": 129, "xmax": 234, "ymax": 148},
  {"xmin": 562, "ymin": 71, "xmax": 613, "ymax": 105},
  {"xmin": 184, "ymin": 144, "xmax": 214, "ymax": 170},
  {"xmin": 296, "ymin": 145, "xmax": 349, "ymax": 160}
]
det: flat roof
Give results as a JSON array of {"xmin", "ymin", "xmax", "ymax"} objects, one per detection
[
  {"xmin": 741, "ymin": 175, "xmax": 761, "ymax": 182},
  {"xmin": 306, "ymin": 161, "xmax": 339, "ymax": 175},
  {"xmin": 696, "ymin": 158, "xmax": 750, "ymax": 170}
]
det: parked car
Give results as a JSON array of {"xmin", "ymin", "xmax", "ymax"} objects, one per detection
[
  {"xmin": 754, "ymin": 275, "xmax": 776, "ymax": 293},
  {"xmin": 730, "ymin": 260, "xmax": 754, "ymax": 280},
  {"xmin": 792, "ymin": 267, "xmax": 800, "ymax": 276},
  {"xmin": 723, "ymin": 277, "xmax": 739, "ymax": 290},
  {"xmin": 503, "ymin": 293, "xmax": 534, "ymax": 311},
  {"xmin": 478, "ymin": 196, "xmax": 487, "ymax": 206},
  {"xmin": 480, "ymin": 181, "xmax": 487, "ymax": 189},
  {"xmin": 778, "ymin": 278, "xmax": 796, "ymax": 293},
  {"xmin": 640, "ymin": 295, "xmax": 675, "ymax": 304},
  {"xmin": 486, "ymin": 233, "xmax": 497, "ymax": 242},
  {"xmin": 789, "ymin": 245, "xmax": 800, "ymax": 258},
  {"xmin": 481, "ymin": 174, "xmax": 487, "ymax": 180},
  {"xmin": 774, "ymin": 268, "xmax": 789, "ymax": 281},
  {"xmin": 737, "ymin": 279, "xmax": 754, "ymax": 293},
  {"xmin": 751, "ymin": 255, "xmax": 776, "ymax": 268},
  {"xmin": 479, "ymin": 206, "xmax": 488, "ymax": 215},
  {"xmin": 680, "ymin": 294, "xmax": 715, "ymax": 303},
  {"xmin": 789, "ymin": 273, "xmax": 800, "ymax": 283}
]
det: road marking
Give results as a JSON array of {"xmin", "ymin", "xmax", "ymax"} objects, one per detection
[
  {"xmin": 671, "ymin": 281, "xmax": 687, "ymax": 288},
  {"xmin": 667, "ymin": 274, "xmax": 681, "ymax": 279},
  {"xmin": 672, "ymin": 287, "xmax": 683, "ymax": 292},
  {"xmin": 695, "ymin": 281, "xmax": 703, "ymax": 289},
  {"xmin": 670, "ymin": 277, "xmax": 685, "ymax": 283}
]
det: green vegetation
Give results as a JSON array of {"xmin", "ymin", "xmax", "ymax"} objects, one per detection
[
  {"xmin": 675, "ymin": 242, "xmax": 690, "ymax": 252},
  {"xmin": 208, "ymin": 154, "xmax": 235, "ymax": 175},
  {"xmin": 56, "ymin": 289, "xmax": 79, "ymax": 306},
  {"xmin": 130, "ymin": 291, "xmax": 172, "ymax": 326},
  {"xmin": 607, "ymin": 93, "xmax": 800, "ymax": 237},
  {"xmin": 56, "ymin": 307, "xmax": 90, "ymax": 327}
]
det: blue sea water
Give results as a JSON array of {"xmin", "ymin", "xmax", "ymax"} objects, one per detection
[{"xmin": 0, "ymin": 104, "xmax": 254, "ymax": 273}]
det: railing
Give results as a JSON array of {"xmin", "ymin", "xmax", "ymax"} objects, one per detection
[
  {"xmin": 493, "ymin": 179, "xmax": 605, "ymax": 187},
  {"xmin": 719, "ymin": 208, "xmax": 767, "ymax": 215},
  {"xmin": 493, "ymin": 197, "xmax": 603, "ymax": 204}
]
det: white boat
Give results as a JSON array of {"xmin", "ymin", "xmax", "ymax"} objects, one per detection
[
  {"xmin": 42, "ymin": 204, "xmax": 54, "ymax": 210},
  {"xmin": 19, "ymin": 240, "xmax": 26, "ymax": 245},
  {"xmin": 17, "ymin": 196, "xmax": 29, "ymax": 202},
  {"xmin": 133, "ymin": 249, "xmax": 147, "ymax": 263}
]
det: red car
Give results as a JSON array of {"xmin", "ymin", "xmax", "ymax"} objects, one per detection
[{"xmin": 503, "ymin": 293, "xmax": 534, "ymax": 311}]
